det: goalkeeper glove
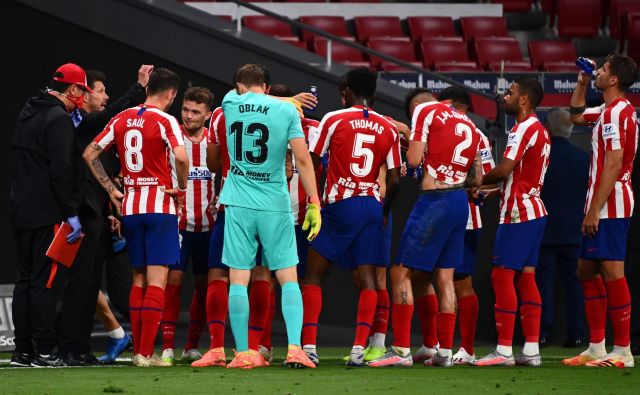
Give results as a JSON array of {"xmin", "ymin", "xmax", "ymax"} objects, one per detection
[{"xmin": 302, "ymin": 197, "xmax": 321, "ymax": 241}]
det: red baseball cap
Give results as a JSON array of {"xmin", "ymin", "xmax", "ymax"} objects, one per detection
[{"xmin": 53, "ymin": 63, "xmax": 92, "ymax": 92}]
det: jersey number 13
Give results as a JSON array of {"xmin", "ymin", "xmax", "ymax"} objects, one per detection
[{"xmin": 230, "ymin": 121, "xmax": 269, "ymax": 164}]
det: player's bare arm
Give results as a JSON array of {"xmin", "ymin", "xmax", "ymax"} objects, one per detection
[
  {"xmin": 83, "ymin": 142, "xmax": 123, "ymax": 208},
  {"xmin": 582, "ymin": 149, "xmax": 624, "ymax": 236},
  {"xmin": 390, "ymin": 119, "xmax": 410, "ymax": 141},
  {"xmin": 465, "ymin": 152, "xmax": 483, "ymax": 187},
  {"xmin": 291, "ymin": 137, "xmax": 321, "ymax": 240},
  {"xmin": 406, "ymin": 140, "xmax": 425, "ymax": 169},
  {"xmin": 569, "ymin": 71, "xmax": 592, "ymax": 126},
  {"xmin": 481, "ymin": 158, "xmax": 515, "ymax": 185},
  {"xmin": 285, "ymin": 149, "xmax": 294, "ymax": 181},
  {"xmin": 383, "ymin": 167, "xmax": 401, "ymax": 220},
  {"xmin": 293, "ymin": 92, "xmax": 318, "ymax": 110},
  {"xmin": 164, "ymin": 145, "xmax": 189, "ymax": 210},
  {"xmin": 206, "ymin": 143, "xmax": 221, "ymax": 173}
]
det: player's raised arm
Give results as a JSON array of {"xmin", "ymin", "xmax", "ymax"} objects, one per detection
[{"xmin": 570, "ymin": 64, "xmax": 594, "ymax": 126}]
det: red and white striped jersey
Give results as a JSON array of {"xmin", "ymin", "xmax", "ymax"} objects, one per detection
[
  {"xmin": 499, "ymin": 114, "xmax": 551, "ymax": 224},
  {"xmin": 177, "ymin": 126, "xmax": 215, "ymax": 232},
  {"xmin": 289, "ymin": 118, "xmax": 319, "ymax": 225},
  {"xmin": 583, "ymin": 98, "xmax": 638, "ymax": 218},
  {"xmin": 467, "ymin": 129, "xmax": 495, "ymax": 230},
  {"xmin": 411, "ymin": 101, "xmax": 481, "ymax": 185},
  {"xmin": 208, "ymin": 107, "xmax": 228, "ymax": 213},
  {"xmin": 309, "ymin": 105, "xmax": 402, "ymax": 205},
  {"xmin": 94, "ymin": 105, "xmax": 184, "ymax": 216}
]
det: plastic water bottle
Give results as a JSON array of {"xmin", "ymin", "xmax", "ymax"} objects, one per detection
[
  {"xmin": 309, "ymin": 85, "xmax": 317, "ymax": 111},
  {"xmin": 112, "ymin": 235, "xmax": 126, "ymax": 253},
  {"xmin": 576, "ymin": 57, "xmax": 597, "ymax": 76}
]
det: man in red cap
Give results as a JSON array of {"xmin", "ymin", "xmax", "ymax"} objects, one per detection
[{"xmin": 10, "ymin": 63, "xmax": 90, "ymax": 368}]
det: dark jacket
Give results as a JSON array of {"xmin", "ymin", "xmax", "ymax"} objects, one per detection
[
  {"xmin": 11, "ymin": 91, "xmax": 83, "ymax": 230},
  {"xmin": 76, "ymin": 83, "xmax": 146, "ymax": 218},
  {"xmin": 541, "ymin": 137, "xmax": 590, "ymax": 246}
]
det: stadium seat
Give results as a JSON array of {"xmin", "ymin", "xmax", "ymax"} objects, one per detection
[
  {"xmin": 556, "ymin": 0, "xmax": 602, "ymax": 38},
  {"xmin": 435, "ymin": 62, "xmax": 481, "ymax": 72},
  {"xmin": 354, "ymin": 16, "xmax": 407, "ymax": 42},
  {"xmin": 367, "ymin": 39, "xmax": 422, "ymax": 71},
  {"xmin": 490, "ymin": 0, "xmax": 533, "ymax": 13},
  {"xmin": 420, "ymin": 39, "xmax": 473, "ymax": 70},
  {"xmin": 314, "ymin": 40, "xmax": 370, "ymax": 68},
  {"xmin": 213, "ymin": 15, "xmax": 233, "ymax": 22},
  {"xmin": 277, "ymin": 36, "xmax": 308, "ymax": 50},
  {"xmin": 475, "ymin": 38, "xmax": 529, "ymax": 70},
  {"xmin": 544, "ymin": 63, "xmax": 579, "ymax": 72},
  {"xmin": 406, "ymin": 17, "xmax": 457, "ymax": 41},
  {"xmin": 299, "ymin": 16, "xmax": 353, "ymax": 43},
  {"xmin": 610, "ymin": 0, "xmax": 640, "ymax": 40},
  {"xmin": 488, "ymin": 62, "xmax": 536, "ymax": 72},
  {"xmin": 242, "ymin": 15, "xmax": 297, "ymax": 41},
  {"xmin": 626, "ymin": 12, "xmax": 640, "ymax": 64},
  {"xmin": 470, "ymin": 94, "xmax": 497, "ymax": 121},
  {"xmin": 528, "ymin": 40, "xmax": 577, "ymax": 71},
  {"xmin": 460, "ymin": 17, "xmax": 510, "ymax": 41}
]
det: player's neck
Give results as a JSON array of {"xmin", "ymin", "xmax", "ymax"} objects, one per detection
[
  {"xmin": 247, "ymin": 87, "xmax": 264, "ymax": 94},
  {"xmin": 603, "ymin": 88, "xmax": 625, "ymax": 107},
  {"xmin": 354, "ymin": 98, "xmax": 371, "ymax": 107},
  {"xmin": 515, "ymin": 108, "xmax": 534, "ymax": 123},
  {"xmin": 144, "ymin": 96, "xmax": 168, "ymax": 111},
  {"xmin": 184, "ymin": 126, "xmax": 205, "ymax": 142}
]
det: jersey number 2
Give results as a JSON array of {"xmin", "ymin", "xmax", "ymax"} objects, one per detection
[
  {"xmin": 451, "ymin": 123, "xmax": 473, "ymax": 166},
  {"xmin": 124, "ymin": 129, "xmax": 143, "ymax": 172},
  {"xmin": 230, "ymin": 121, "xmax": 269, "ymax": 164}
]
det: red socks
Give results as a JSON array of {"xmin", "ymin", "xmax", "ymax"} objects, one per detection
[
  {"xmin": 161, "ymin": 284, "xmax": 181, "ymax": 350},
  {"xmin": 248, "ymin": 280, "xmax": 271, "ymax": 350},
  {"xmin": 371, "ymin": 289, "xmax": 390, "ymax": 337},
  {"xmin": 139, "ymin": 286, "xmax": 165, "ymax": 357},
  {"xmin": 302, "ymin": 285, "xmax": 322, "ymax": 345},
  {"xmin": 605, "ymin": 277, "xmax": 631, "ymax": 347},
  {"xmin": 206, "ymin": 280, "xmax": 228, "ymax": 349},
  {"xmin": 260, "ymin": 287, "xmax": 277, "ymax": 349},
  {"xmin": 516, "ymin": 272, "xmax": 542, "ymax": 343},
  {"xmin": 491, "ymin": 267, "xmax": 517, "ymax": 347},
  {"xmin": 392, "ymin": 304, "xmax": 414, "ymax": 348},
  {"xmin": 437, "ymin": 312, "xmax": 456, "ymax": 350},
  {"xmin": 457, "ymin": 294, "xmax": 479, "ymax": 354},
  {"xmin": 129, "ymin": 286, "xmax": 145, "ymax": 355},
  {"xmin": 185, "ymin": 285, "xmax": 207, "ymax": 350},
  {"xmin": 582, "ymin": 278, "xmax": 607, "ymax": 343},
  {"xmin": 415, "ymin": 294, "xmax": 438, "ymax": 347},
  {"xmin": 354, "ymin": 289, "xmax": 377, "ymax": 347}
]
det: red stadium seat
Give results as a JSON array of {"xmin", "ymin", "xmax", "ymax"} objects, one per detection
[
  {"xmin": 242, "ymin": 15, "xmax": 297, "ymax": 40},
  {"xmin": 367, "ymin": 39, "xmax": 422, "ymax": 71},
  {"xmin": 299, "ymin": 16, "xmax": 352, "ymax": 43},
  {"xmin": 354, "ymin": 16, "xmax": 406, "ymax": 42},
  {"xmin": 488, "ymin": 62, "xmax": 536, "ymax": 72},
  {"xmin": 610, "ymin": 0, "xmax": 640, "ymax": 40},
  {"xmin": 475, "ymin": 38, "xmax": 528, "ymax": 70},
  {"xmin": 528, "ymin": 40, "xmax": 577, "ymax": 71},
  {"xmin": 460, "ymin": 17, "xmax": 510, "ymax": 41},
  {"xmin": 490, "ymin": 0, "xmax": 533, "ymax": 13},
  {"xmin": 213, "ymin": 15, "xmax": 233, "ymax": 22},
  {"xmin": 544, "ymin": 63, "xmax": 579, "ymax": 72},
  {"xmin": 277, "ymin": 36, "xmax": 308, "ymax": 50},
  {"xmin": 557, "ymin": 0, "xmax": 602, "ymax": 38},
  {"xmin": 314, "ymin": 40, "xmax": 370, "ymax": 68},
  {"xmin": 420, "ymin": 39, "xmax": 473, "ymax": 70},
  {"xmin": 435, "ymin": 62, "xmax": 481, "ymax": 72},
  {"xmin": 626, "ymin": 12, "xmax": 640, "ymax": 64},
  {"xmin": 406, "ymin": 17, "xmax": 457, "ymax": 41},
  {"xmin": 470, "ymin": 94, "xmax": 497, "ymax": 121}
]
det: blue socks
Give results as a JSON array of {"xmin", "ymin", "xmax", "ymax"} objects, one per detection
[
  {"xmin": 281, "ymin": 282, "xmax": 303, "ymax": 346},
  {"xmin": 228, "ymin": 284, "xmax": 249, "ymax": 352}
]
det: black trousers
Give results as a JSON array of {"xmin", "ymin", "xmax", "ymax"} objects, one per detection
[
  {"xmin": 57, "ymin": 211, "xmax": 104, "ymax": 355},
  {"xmin": 102, "ymin": 235, "xmax": 132, "ymax": 320},
  {"xmin": 12, "ymin": 225, "xmax": 64, "ymax": 354}
]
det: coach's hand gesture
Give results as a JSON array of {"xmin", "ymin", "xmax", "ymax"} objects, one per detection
[{"xmin": 137, "ymin": 64, "xmax": 154, "ymax": 87}]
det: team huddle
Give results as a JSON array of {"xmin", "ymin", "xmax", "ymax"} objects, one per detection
[{"xmin": 83, "ymin": 54, "xmax": 638, "ymax": 369}]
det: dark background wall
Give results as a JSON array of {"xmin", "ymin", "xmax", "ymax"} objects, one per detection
[{"xmin": 3, "ymin": 0, "xmax": 638, "ymax": 346}]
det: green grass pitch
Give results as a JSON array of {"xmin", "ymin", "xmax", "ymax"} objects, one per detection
[{"xmin": 1, "ymin": 347, "xmax": 639, "ymax": 394}]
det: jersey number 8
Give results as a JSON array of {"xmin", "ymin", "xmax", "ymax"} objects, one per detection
[{"xmin": 124, "ymin": 129, "xmax": 144, "ymax": 173}]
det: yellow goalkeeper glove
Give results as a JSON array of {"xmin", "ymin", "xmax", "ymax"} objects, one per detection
[{"xmin": 302, "ymin": 197, "xmax": 321, "ymax": 241}]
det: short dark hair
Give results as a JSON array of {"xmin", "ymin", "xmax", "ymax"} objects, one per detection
[
  {"xmin": 233, "ymin": 64, "xmax": 265, "ymax": 87},
  {"xmin": 404, "ymin": 87, "xmax": 432, "ymax": 120},
  {"xmin": 438, "ymin": 85, "xmax": 470, "ymax": 108},
  {"xmin": 269, "ymin": 84, "xmax": 295, "ymax": 97},
  {"xmin": 147, "ymin": 67, "xmax": 180, "ymax": 96},
  {"xmin": 516, "ymin": 77, "xmax": 544, "ymax": 109},
  {"xmin": 183, "ymin": 86, "xmax": 214, "ymax": 110},
  {"xmin": 605, "ymin": 53, "xmax": 639, "ymax": 91},
  {"xmin": 258, "ymin": 64, "xmax": 272, "ymax": 88},
  {"xmin": 86, "ymin": 70, "xmax": 107, "ymax": 90},
  {"xmin": 344, "ymin": 67, "xmax": 377, "ymax": 99}
]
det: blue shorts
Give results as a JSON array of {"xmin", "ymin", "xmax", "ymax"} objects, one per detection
[
  {"xmin": 295, "ymin": 225, "xmax": 310, "ymax": 278},
  {"xmin": 209, "ymin": 211, "xmax": 263, "ymax": 269},
  {"xmin": 122, "ymin": 213, "xmax": 180, "ymax": 268},
  {"xmin": 396, "ymin": 189, "xmax": 468, "ymax": 272},
  {"xmin": 492, "ymin": 217, "xmax": 547, "ymax": 270},
  {"xmin": 336, "ymin": 212, "xmax": 392, "ymax": 270},
  {"xmin": 310, "ymin": 196, "xmax": 383, "ymax": 267},
  {"xmin": 174, "ymin": 230, "xmax": 210, "ymax": 275},
  {"xmin": 580, "ymin": 218, "xmax": 631, "ymax": 261},
  {"xmin": 457, "ymin": 229, "xmax": 481, "ymax": 275}
]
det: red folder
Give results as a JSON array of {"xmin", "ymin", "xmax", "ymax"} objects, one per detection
[{"xmin": 46, "ymin": 222, "xmax": 84, "ymax": 268}]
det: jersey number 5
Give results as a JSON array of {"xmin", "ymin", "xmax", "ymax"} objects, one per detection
[
  {"xmin": 124, "ymin": 129, "xmax": 143, "ymax": 173},
  {"xmin": 230, "ymin": 121, "xmax": 269, "ymax": 164},
  {"xmin": 351, "ymin": 133, "xmax": 376, "ymax": 177}
]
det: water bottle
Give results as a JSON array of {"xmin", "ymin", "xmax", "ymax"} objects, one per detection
[
  {"xmin": 575, "ymin": 57, "xmax": 597, "ymax": 76},
  {"xmin": 112, "ymin": 235, "xmax": 126, "ymax": 254},
  {"xmin": 309, "ymin": 85, "xmax": 317, "ymax": 111}
]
